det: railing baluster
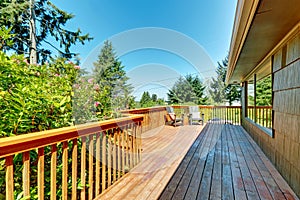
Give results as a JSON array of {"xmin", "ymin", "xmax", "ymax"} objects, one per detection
[
  {"xmin": 81, "ymin": 137, "xmax": 87, "ymax": 200},
  {"xmin": 38, "ymin": 148, "xmax": 45, "ymax": 199},
  {"xmin": 130, "ymin": 124, "xmax": 134, "ymax": 169},
  {"xmin": 23, "ymin": 151, "xmax": 30, "ymax": 198},
  {"xmin": 107, "ymin": 132, "xmax": 112, "ymax": 187},
  {"xmin": 126, "ymin": 125, "xmax": 130, "ymax": 171},
  {"xmin": 88, "ymin": 135, "xmax": 94, "ymax": 200},
  {"xmin": 102, "ymin": 133, "xmax": 107, "ymax": 192},
  {"xmin": 95, "ymin": 133, "xmax": 101, "ymax": 196},
  {"xmin": 121, "ymin": 127, "xmax": 125, "ymax": 175},
  {"xmin": 51, "ymin": 144, "xmax": 57, "ymax": 200},
  {"xmin": 113, "ymin": 132, "xmax": 117, "ymax": 183},
  {"xmin": 5, "ymin": 156, "xmax": 14, "ymax": 200},
  {"xmin": 133, "ymin": 124, "xmax": 137, "ymax": 166},
  {"xmin": 117, "ymin": 129, "xmax": 121, "ymax": 180},
  {"xmin": 62, "ymin": 141, "xmax": 68, "ymax": 200},
  {"xmin": 0, "ymin": 115, "xmax": 144, "ymax": 199},
  {"xmin": 72, "ymin": 139, "xmax": 78, "ymax": 200},
  {"xmin": 138, "ymin": 122, "xmax": 141, "ymax": 162}
]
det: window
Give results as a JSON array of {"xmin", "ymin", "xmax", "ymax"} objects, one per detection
[{"xmin": 246, "ymin": 74, "xmax": 273, "ymax": 130}]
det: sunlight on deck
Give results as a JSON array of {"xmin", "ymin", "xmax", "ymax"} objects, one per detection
[{"xmin": 96, "ymin": 125, "xmax": 203, "ymax": 200}]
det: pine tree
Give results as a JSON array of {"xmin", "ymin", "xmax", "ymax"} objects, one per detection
[
  {"xmin": 151, "ymin": 94, "xmax": 158, "ymax": 102},
  {"xmin": 167, "ymin": 76, "xmax": 197, "ymax": 104},
  {"xmin": 256, "ymin": 75, "xmax": 272, "ymax": 106},
  {"xmin": 0, "ymin": 0, "xmax": 92, "ymax": 63},
  {"xmin": 93, "ymin": 40, "xmax": 134, "ymax": 113},
  {"xmin": 140, "ymin": 91, "xmax": 152, "ymax": 107},
  {"xmin": 208, "ymin": 56, "xmax": 241, "ymax": 105},
  {"xmin": 185, "ymin": 74, "xmax": 208, "ymax": 105},
  {"xmin": 93, "ymin": 41, "xmax": 116, "ymax": 83},
  {"xmin": 208, "ymin": 60, "xmax": 227, "ymax": 104}
]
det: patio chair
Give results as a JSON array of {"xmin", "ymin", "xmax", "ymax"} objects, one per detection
[
  {"xmin": 165, "ymin": 106, "xmax": 184, "ymax": 127},
  {"xmin": 188, "ymin": 106, "xmax": 204, "ymax": 125}
]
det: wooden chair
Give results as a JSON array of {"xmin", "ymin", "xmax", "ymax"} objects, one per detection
[
  {"xmin": 188, "ymin": 106, "xmax": 204, "ymax": 125},
  {"xmin": 165, "ymin": 106, "xmax": 184, "ymax": 127}
]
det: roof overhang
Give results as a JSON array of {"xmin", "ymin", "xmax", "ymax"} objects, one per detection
[{"xmin": 227, "ymin": 0, "xmax": 300, "ymax": 84}]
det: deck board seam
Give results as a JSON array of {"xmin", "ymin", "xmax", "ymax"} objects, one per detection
[
  {"xmin": 231, "ymin": 125, "xmax": 261, "ymax": 200},
  {"xmin": 171, "ymin": 125, "xmax": 211, "ymax": 200},
  {"xmin": 239, "ymin": 126, "xmax": 299, "ymax": 200}
]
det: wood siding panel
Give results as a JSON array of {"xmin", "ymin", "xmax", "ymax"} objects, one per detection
[
  {"xmin": 242, "ymin": 31, "xmax": 300, "ymax": 197},
  {"xmin": 273, "ymin": 49, "xmax": 282, "ymax": 72},
  {"xmin": 287, "ymin": 34, "xmax": 300, "ymax": 64},
  {"xmin": 273, "ymin": 60, "xmax": 300, "ymax": 91}
]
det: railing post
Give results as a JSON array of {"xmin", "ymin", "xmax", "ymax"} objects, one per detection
[
  {"xmin": 51, "ymin": 144, "xmax": 57, "ymax": 200},
  {"xmin": 23, "ymin": 151, "xmax": 30, "ymax": 198},
  {"xmin": 5, "ymin": 156, "xmax": 14, "ymax": 200},
  {"xmin": 38, "ymin": 148, "xmax": 45, "ymax": 199}
]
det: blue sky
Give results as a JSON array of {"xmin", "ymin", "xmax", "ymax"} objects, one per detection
[{"xmin": 51, "ymin": 0, "xmax": 237, "ymax": 100}]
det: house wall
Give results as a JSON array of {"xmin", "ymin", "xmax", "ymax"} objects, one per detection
[{"xmin": 242, "ymin": 30, "xmax": 300, "ymax": 197}]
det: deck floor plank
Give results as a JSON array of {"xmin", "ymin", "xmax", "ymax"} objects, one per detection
[{"xmin": 96, "ymin": 124, "xmax": 299, "ymax": 200}]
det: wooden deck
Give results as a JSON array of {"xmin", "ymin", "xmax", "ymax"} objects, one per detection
[
  {"xmin": 159, "ymin": 124, "xmax": 299, "ymax": 200},
  {"xmin": 96, "ymin": 124, "xmax": 299, "ymax": 200},
  {"xmin": 96, "ymin": 125, "xmax": 203, "ymax": 200}
]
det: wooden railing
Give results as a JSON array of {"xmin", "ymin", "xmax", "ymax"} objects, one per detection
[
  {"xmin": 0, "ymin": 115, "xmax": 143, "ymax": 200},
  {"xmin": 121, "ymin": 107, "xmax": 166, "ymax": 132},
  {"xmin": 173, "ymin": 105, "xmax": 242, "ymax": 125},
  {"xmin": 247, "ymin": 106, "xmax": 272, "ymax": 128},
  {"xmin": 0, "ymin": 105, "xmax": 272, "ymax": 199}
]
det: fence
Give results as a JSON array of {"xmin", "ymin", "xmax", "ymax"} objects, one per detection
[
  {"xmin": 0, "ymin": 115, "xmax": 143, "ymax": 200},
  {"xmin": 173, "ymin": 105, "xmax": 242, "ymax": 125},
  {"xmin": 247, "ymin": 106, "xmax": 272, "ymax": 128}
]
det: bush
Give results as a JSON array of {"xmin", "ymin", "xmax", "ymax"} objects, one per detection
[{"xmin": 0, "ymin": 52, "xmax": 79, "ymax": 137}]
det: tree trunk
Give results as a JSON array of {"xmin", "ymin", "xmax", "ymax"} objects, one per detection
[{"xmin": 29, "ymin": 0, "xmax": 37, "ymax": 64}]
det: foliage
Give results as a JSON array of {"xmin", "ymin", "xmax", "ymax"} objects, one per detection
[
  {"xmin": 93, "ymin": 40, "xmax": 135, "ymax": 114},
  {"xmin": 0, "ymin": 51, "xmax": 85, "ymax": 198},
  {"xmin": 208, "ymin": 56, "xmax": 241, "ymax": 105},
  {"xmin": 225, "ymin": 84, "xmax": 241, "ymax": 105},
  {"xmin": 151, "ymin": 94, "xmax": 157, "ymax": 102},
  {"xmin": 167, "ymin": 75, "xmax": 207, "ymax": 105},
  {"xmin": 0, "ymin": 26, "xmax": 15, "ymax": 50},
  {"xmin": 140, "ymin": 91, "xmax": 152, "ymax": 107},
  {"xmin": 0, "ymin": 0, "xmax": 92, "ymax": 62},
  {"xmin": 208, "ymin": 60, "xmax": 227, "ymax": 104},
  {"xmin": 0, "ymin": 51, "xmax": 80, "ymax": 137},
  {"xmin": 138, "ymin": 92, "xmax": 165, "ymax": 108},
  {"xmin": 256, "ymin": 75, "xmax": 272, "ymax": 106},
  {"xmin": 185, "ymin": 74, "xmax": 208, "ymax": 105}
]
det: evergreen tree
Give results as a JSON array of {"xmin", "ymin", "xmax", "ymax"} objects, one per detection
[
  {"xmin": 167, "ymin": 75, "xmax": 207, "ymax": 105},
  {"xmin": 185, "ymin": 74, "xmax": 208, "ymax": 105},
  {"xmin": 93, "ymin": 41, "xmax": 116, "ymax": 83},
  {"xmin": 256, "ymin": 75, "xmax": 272, "ymax": 106},
  {"xmin": 167, "ymin": 76, "xmax": 197, "ymax": 104},
  {"xmin": 140, "ymin": 91, "xmax": 152, "ymax": 107},
  {"xmin": 93, "ymin": 40, "xmax": 134, "ymax": 114},
  {"xmin": 0, "ymin": 0, "xmax": 92, "ymax": 63},
  {"xmin": 208, "ymin": 60, "xmax": 227, "ymax": 104},
  {"xmin": 151, "ymin": 94, "xmax": 158, "ymax": 102},
  {"xmin": 208, "ymin": 56, "xmax": 241, "ymax": 105}
]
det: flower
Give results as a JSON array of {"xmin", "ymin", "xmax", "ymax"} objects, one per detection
[
  {"xmin": 93, "ymin": 84, "xmax": 100, "ymax": 91},
  {"xmin": 94, "ymin": 101, "xmax": 100, "ymax": 107},
  {"xmin": 88, "ymin": 78, "xmax": 94, "ymax": 83},
  {"xmin": 55, "ymin": 74, "xmax": 60, "ymax": 77},
  {"xmin": 74, "ymin": 65, "xmax": 80, "ymax": 69},
  {"xmin": 23, "ymin": 59, "xmax": 29, "ymax": 65}
]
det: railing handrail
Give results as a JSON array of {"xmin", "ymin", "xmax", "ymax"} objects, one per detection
[
  {"xmin": 247, "ymin": 105, "xmax": 272, "ymax": 109},
  {"xmin": 120, "ymin": 106, "xmax": 166, "ymax": 114},
  {"xmin": 172, "ymin": 105, "xmax": 242, "ymax": 109},
  {"xmin": 0, "ymin": 115, "xmax": 143, "ymax": 159}
]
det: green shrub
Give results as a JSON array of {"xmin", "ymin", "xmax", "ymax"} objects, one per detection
[{"xmin": 0, "ymin": 52, "xmax": 79, "ymax": 137}]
